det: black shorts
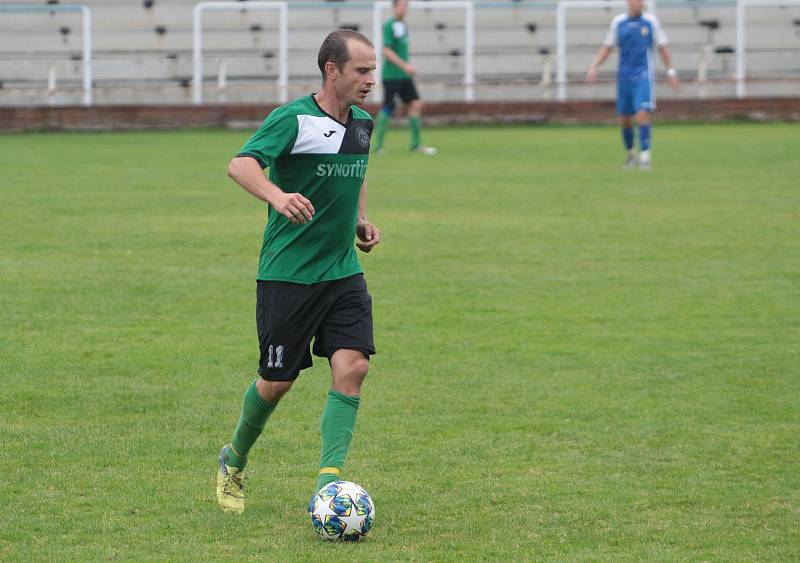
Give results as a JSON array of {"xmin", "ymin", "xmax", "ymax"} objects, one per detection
[
  {"xmin": 256, "ymin": 274, "xmax": 375, "ymax": 381},
  {"xmin": 382, "ymin": 78, "xmax": 420, "ymax": 112}
]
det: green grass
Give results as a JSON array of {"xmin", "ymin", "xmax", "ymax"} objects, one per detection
[{"xmin": 1, "ymin": 123, "xmax": 798, "ymax": 561}]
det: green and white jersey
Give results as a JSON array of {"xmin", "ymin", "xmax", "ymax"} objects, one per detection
[
  {"xmin": 382, "ymin": 18, "xmax": 410, "ymax": 80},
  {"xmin": 237, "ymin": 94, "xmax": 373, "ymax": 284}
]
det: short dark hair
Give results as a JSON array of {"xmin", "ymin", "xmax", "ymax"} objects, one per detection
[{"xmin": 317, "ymin": 29, "xmax": 374, "ymax": 81}]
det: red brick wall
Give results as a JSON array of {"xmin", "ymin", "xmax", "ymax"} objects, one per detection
[{"xmin": 1, "ymin": 98, "xmax": 799, "ymax": 132}]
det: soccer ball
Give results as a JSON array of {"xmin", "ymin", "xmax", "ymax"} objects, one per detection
[{"xmin": 309, "ymin": 481, "xmax": 375, "ymax": 541}]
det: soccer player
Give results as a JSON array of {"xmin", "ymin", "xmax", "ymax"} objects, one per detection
[
  {"xmin": 586, "ymin": 0, "xmax": 679, "ymax": 169},
  {"xmin": 372, "ymin": 0, "xmax": 437, "ymax": 155},
  {"xmin": 216, "ymin": 29, "xmax": 381, "ymax": 515}
]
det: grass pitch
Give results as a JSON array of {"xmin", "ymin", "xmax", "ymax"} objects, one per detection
[{"xmin": 1, "ymin": 123, "xmax": 798, "ymax": 561}]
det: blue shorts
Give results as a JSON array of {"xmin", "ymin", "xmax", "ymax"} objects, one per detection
[{"xmin": 616, "ymin": 79, "xmax": 655, "ymax": 115}]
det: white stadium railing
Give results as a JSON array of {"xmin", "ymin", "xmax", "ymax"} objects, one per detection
[
  {"xmin": 0, "ymin": 3, "xmax": 93, "ymax": 106},
  {"xmin": 192, "ymin": 1, "xmax": 289, "ymax": 105},
  {"xmin": 1, "ymin": 1, "xmax": 798, "ymax": 105},
  {"xmin": 735, "ymin": 0, "xmax": 800, "ymax": 98}
]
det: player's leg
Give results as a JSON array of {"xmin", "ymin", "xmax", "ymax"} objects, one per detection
[
  {"xmin": 404, "ymin": 81, "xmax": 436, "ymax": 154},
  {"xmin": 216, "ymin": 378, "xmax": 289, "ymax": 514},
  {"xmin": 634, "ymin": 79, "xmax": 654, "ymax": 169},
  {"xmin": 217, "ymin": 281, "xmax": 318, "ymax": 514},
  {"xmin": 372, "ymin": 81, "xmax": 397, "ymax": 154},
  {"xmin": 223, "ymin": 379, "xmax": 291, "ymax": 470},
  {"xmin": 311, "ymin": 274, "xmax": 375, "ymax": 497},
  {"xmin": 636, "ymin": 109, "xmax": 652, "ymax": 169},
  {"xmin": 617, "ymin": 80, "xmax": 637, "ymax": 168},
  {"xmin": 224, "ymin": 281, "xmax": 314, "ymax": 470},
  {"xmin": 315, "ymin": 349, "xmax": 369, "ymax": 494},
  {"xmin": 621, "ymin": 115, "xmax": 636, "ymax": 169}
]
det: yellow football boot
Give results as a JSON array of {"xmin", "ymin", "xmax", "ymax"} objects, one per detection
[{"xmin": 216, "ymin": 444, "xmax": 246, "ymax": 514}]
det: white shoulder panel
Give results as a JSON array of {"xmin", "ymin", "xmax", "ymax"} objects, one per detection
[
  {"xmin": 604, "ymin": 13, "xmax": 627, "ymax": 47},
  {"xmin": 644, "ymin": 13, "xmax": 668, "ymax": 46},
  {"xmin": 290, "ymin": 115, "xmax": 346, "ymax": 155}
]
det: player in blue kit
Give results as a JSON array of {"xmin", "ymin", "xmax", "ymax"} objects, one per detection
[{"xmin": 587, "ymin": 0, "xmax": 679, "ymax": 170}]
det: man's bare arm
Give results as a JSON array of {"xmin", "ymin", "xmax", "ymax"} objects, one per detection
[
  {"xmin": 355, "ymin": 178, "xmax": 380, "ymax": 253},
  {"xmin": 587, "ymin": 46, "xmax": 612, "ymax": 82},
  {"xmin": 227, "ymin": 156, "xmax": 315, "ymax": 224},
  {"xmin": 382, "ymin": 46, "xmax": 415, "ymax": 76}
]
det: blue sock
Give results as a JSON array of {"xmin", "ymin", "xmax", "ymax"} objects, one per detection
[
  {"xmin": 622, "ymin": 127, "xmax": 634, "ymax": 151},
  {"xmin": 639, "ymin": 124, "xmax": 651, "ymax": 151}
]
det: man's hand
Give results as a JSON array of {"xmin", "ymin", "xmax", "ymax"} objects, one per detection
[
  {"xmin": 403, "ymin": 63, "xmax": 417, "ymax": 77},
  {"xmin": 667, "ymin": 73, "xmax": 680, "ymax": 92},
  {"xmin": 356, "ymin": 220, "xmax": 381, "ymax": 253},
  {"xmin": 586, "ymin": 66, "xmax": 599, "ymax": 83},
  {"xmin": 272, "ymin": 191, "xmax": 315, "ymax": 224}
]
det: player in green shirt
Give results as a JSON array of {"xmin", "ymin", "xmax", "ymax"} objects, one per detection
[
  {"xmin": 216, "ymin": 29, "xmax": 382, "ymax": 515},
  {"xmin": 372, "ymin": 0, "xmax": 437, "ymax": 155}
]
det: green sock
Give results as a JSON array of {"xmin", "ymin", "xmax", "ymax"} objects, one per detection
[
  {"xmin": 409, "ymin": 116, "xmax": 421, "ymax": 149},
  {"xmin": 373, "ymin": 110, "xmax": 390, "ymax": 150},
  {"xmin": 224, "ymin": 380, "xmax": 276, "ymax": 470},
  {"xmin": 315, "ymin": 389, "xmax": 360, "ymax": 494}
]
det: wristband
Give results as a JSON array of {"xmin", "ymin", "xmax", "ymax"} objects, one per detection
[{"xmin": 666, "ymin": 68, "xmax": 677, "ymax": 78}]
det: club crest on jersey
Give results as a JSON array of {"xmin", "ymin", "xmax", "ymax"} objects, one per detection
[
  {"xmin": 355, "ymin": 127, "xmax": 370, "ymax": 148},
  {"xmin": 641, "ymin": 26, "xmax": 649, "ymax": 36}
]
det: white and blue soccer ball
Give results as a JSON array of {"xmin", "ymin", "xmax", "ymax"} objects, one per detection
[{"xmin": 309, "ymin": 481, "xmax": 375, "ymax": 541}]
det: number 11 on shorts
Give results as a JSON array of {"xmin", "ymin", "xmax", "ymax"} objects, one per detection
[{"xmin": 266, "ymin": 345, "xmax": 284, "ymax": 368}]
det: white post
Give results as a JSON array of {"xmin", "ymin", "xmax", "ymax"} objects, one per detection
[
  {"xmin": 541, "ymin": 52, "xmax": 553, "ymax": 100},
  {"xmin": 48, "ymin": 65, "xmax": 57, "ymax": 93},
  {"xmin": 373, "ymin": 1, "xmax": 475, "ymax": 103},
  {"xmin": 218, "ymin": 60, "xmax": 227, "ymax": 91},
  {"xmin": 81, "ymin": 5, "xmax": 92, "ymax": 106},
  {"xmin": 48, "ymin": 64, "xmax": 57, "ymax": 105},
  {"xmin": 556, "ymin": 1, "xmax": 566, "ymax": 101},
  {"xmin": 541, "ymin": 53, "xmax": 553, "ymax": 89},
  {"xmin": 736, "ymin": 0, "xmax": 746, "ymax": 99},
  {"xmin": 373, "ymin": 3, "xmax": 383, "ymax": 104},
  {"xmin": 698, "ymin": 44, "xmax": 710, "ymax": 99},
  {"xmin": 193, "ymin": 1, "xmax": 288, "ymax": 105},
  {"xmin": 193, "ymin": 3, "xmax": 203, "ymax": 105},
  {"xmin": 217, "ymin": 59, "xmax": 227, "ymax": 103},
  {"xmin": 464, "ymin": 1, "xmax": 475, "ymax": 102},
  {"xmin": 277, "ymin": 1, "xmax": 288, "ymax": 103}
]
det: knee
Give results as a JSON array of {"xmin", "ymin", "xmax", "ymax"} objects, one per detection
[
  {"xmin": 409, "ymin": 99, "xmax": 423, "ymax": 116},
  {"xmin": 332, "ymin": 356, "xmax": 369, "ymax": 396},
  {"xmin": 331, "ymin": 349, "xmax": 370, "ymax": 395},
  {"xmin": 256, "ymin": 378, "xmax": 293, "ymax": 404},
  {"xmin": 350, "ymin": 356, "xmax": 369, "ymax": 380},
  {"xmin": 339, "ymin": 356, "xmax": 369, "ymax": 383}
]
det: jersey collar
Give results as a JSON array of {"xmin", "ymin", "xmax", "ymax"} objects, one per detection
[{"xmin": 310, "ymin": 93, "xmax": 352, "ymax": 127}]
